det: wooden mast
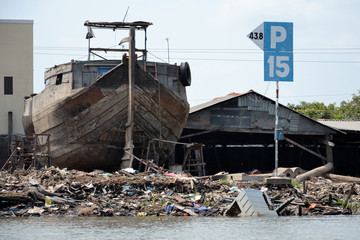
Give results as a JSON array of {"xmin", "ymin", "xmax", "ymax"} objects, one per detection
[{"xmin": 121, "ymin": 26, "xmax": 136, "ymax": 169}]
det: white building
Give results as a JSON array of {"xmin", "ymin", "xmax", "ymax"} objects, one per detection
[{"xmin": 0, "ymin": 19, "xmax": 33, "ymax": 135}]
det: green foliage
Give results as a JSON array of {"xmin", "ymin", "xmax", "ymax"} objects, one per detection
[
  {"xmin": 220, "ymin": 178, "xmax": 229, "ymax": 185},
  {"xmin": 291, "ymin": 179, "xmax": 300, "ymax": 188},
  {"xmin": 287, "ymin": 90, "xmax": 360, "ymax": 120},
  {"xmin": 333, "ymin": 199, "xmax": 359, "ymax": 212}
]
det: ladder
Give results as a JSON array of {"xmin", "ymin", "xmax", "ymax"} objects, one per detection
[{"xmin": 182, "ymin": 143, "xmax": 206, "ymax": 176}]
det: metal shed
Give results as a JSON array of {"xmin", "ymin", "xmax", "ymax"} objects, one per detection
[
  {"xmin": 318, "ymin": 120, "xmax": 360, "ymax": 176},
  {"xmin": 179, "ymin": 90, "xmax": 342, "ymax": 175}
]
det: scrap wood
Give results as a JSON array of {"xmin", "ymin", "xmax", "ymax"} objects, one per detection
[
  {"xmin": 118, "ymin": 169, "xmax": 134, "ymax": 177},
  {"xmin": 273, "ymin": 200, "xmax": 305, "ymax": 207},
  {"xmin": 0, "ymin": 143, "xmax": 20, "ymax": 171},
  {"xmin": 125, "ymin": 150, "xmax": 163, "ymax": 173},
  {"xmin": 276, "ymin": 196, "xmax": 295, "ymax": 215},
  {"xmin": 325, "ymin": 174, "xmax": 360, "ymax": 184},
  {"xmin": 0, "ymin": 191, "xmax": 33, "ymax": 203},
  {"xmin": 173, "ymin": 203, "xmax": 198, "ymax": 216},
  {"xmin": 173, "ymin": 195, "xmax": 187, "ymax": 203},
  {"xmin": 25, "ymin": 186, "xmax": 70, "ymax": 204},
  {"xmin": 343, "ymin": 183, "xmax": 355, "ymax": 209}
]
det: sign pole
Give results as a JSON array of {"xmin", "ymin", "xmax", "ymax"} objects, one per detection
[
  {"xmin": 275, "ymin": 81, "xmax": 279, "ymax": 176},
  {"xmin": 247, "ymin": 21, "xmax": 293, "ymax": 178}
]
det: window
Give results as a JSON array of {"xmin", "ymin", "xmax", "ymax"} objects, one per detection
[
  {"xmin": 4, "ymin": 76, "xmax": 13, "ymax": 94},
  {"xmin": 98, "ymin": 67, "xmax": 112, "ymax": 75},
  {"xmin": 56, "ymin": 74, "xmax": 62, "ymax": 85}
]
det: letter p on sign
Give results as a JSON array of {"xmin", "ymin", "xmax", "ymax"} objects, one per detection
[
  {"xmin": 264, "ymin": 22, "xmax": 293, "ymax": 52},
  {"xmin": 270, "ymin": 26, "xmax": 287, "ymax": 49}
]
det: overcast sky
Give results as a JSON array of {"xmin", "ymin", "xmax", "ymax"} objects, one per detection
[{"xmin": 2, "ymin": 0, "xmax": 360, "ymax": 107}]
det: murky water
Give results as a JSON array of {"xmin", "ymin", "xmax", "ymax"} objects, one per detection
[{"xmin": 1, "ymin": 215, "xmax": 359, "ymax": 240}]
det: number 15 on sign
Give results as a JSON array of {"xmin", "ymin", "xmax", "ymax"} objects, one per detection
[{"xmin": 264, "ymin": 51, "xmax": 293, "ymax": 82}]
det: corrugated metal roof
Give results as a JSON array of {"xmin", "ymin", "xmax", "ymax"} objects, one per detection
[
  {"xmin": 189, "ymin": 90, "xmax": 343, "ymax": 134},
  {"xmin": 190, "ymin": 92, "xmax": 249, "ymax": 113},
  {"xmin": 318, "ymin": 120, "xmax": 360, "ymax": 132}
]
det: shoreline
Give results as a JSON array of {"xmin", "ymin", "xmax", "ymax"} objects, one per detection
[{"xmin": 0, "ymin": 167, "xmax": 359, "ymax": 217}]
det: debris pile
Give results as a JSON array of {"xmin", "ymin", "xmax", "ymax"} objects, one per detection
[{"xmin": 0, "ymin": 167, "xmax": 359, "ymax": 217}]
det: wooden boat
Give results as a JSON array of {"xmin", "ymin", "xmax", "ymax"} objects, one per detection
[{"xmin": 22, "ymin": 21, "xmax": 191, "ymax": 171}]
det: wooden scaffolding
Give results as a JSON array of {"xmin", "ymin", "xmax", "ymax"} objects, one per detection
[
  {"xmin": 1, "ymin": 134, "xmax": 51, "ymax": 171},
  {"xmin": 182, "ymin": 143, "xmax": 206, "ymax": 176}
]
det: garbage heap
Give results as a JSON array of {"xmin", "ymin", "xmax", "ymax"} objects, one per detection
[{"xmin": 0, "ymin": 167, "xmax": 359, "ymax": 217}]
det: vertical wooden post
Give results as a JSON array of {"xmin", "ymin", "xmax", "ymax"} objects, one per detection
[
  {"xmin": 325, "ymin": 133, "xmax": 333, "ymax": 164},
  {"xmin": 121, "ymin": 26, "xmax": 136, "ymax": 169},
  {"xmin": 47, "ymin": 134, "xmax": 51, "ymax": 167}
]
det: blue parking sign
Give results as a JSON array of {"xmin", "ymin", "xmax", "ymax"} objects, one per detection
[
  {"xmin": 264, "ymin": 51, "xmax": 293, "ymax": 82},
  {"xmin": 264, "ymin": 22, "xmax": 293, "ymax": 82},
  {"xmin": 264, "ymin": 22, "xmax": 293, "ymax": 52},
  {"xmin": 248, "ymin": 21, "xmax": 293, "ymax": 82}
]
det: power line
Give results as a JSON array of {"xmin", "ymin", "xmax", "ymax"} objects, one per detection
[
  {"xmin": 147, "ymin": 57, "xmax": 360, "ymax": 64},
  {"xmin": 279, "ymin": 93, "xmax": 354, "ymax": 99},
  {"xmin": 34, "ymin": 46, "xmax": 360, "ymax": 52},
  {"xmin": 148, "ymin": 47, "xmax": 360, "ymax": 51},
  {"xmin": 33, "ymin": 52, "xmax": 360, "ymax": 64},
  {"xmin": 33, "ymin": 45, "xmax": 360, "ymax": 64},
  {"xmin": 189, "ymin": 93, "xmax": 355, "ymax": 104},
  {"xmin": 34, "ymin": 52, "xmax": 87, "ymax": 57}
]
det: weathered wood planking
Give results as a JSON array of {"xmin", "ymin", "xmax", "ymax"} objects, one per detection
[{"xmin": 23, "ymin": 60, "xmax": 190, "ymax": 171}]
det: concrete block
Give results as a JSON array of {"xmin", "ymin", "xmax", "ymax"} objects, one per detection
[
  {"xmin": 227, "ymin": 173, "xmax": 271, "ymax": 182},
  {"xmin": 275, "ymin": 168, "xmax": 295, "ymax": 178},
  {"xmin": 265, "ymin": 177, "xmax": 292, "ymax": 186}
]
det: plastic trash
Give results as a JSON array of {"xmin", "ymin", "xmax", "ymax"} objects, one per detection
[
  {"xmin": 165, "ymin": 204, "xmax": 175, "ymax": 214},
  {"xmin": 28, "ymin": 178, "xmax": 39, "ymax": 186},
  {"xmin": 57, "ymin": 168, "xmax": 67, "ymax": 177},
  {"xmin": 123, "ymin": 168, "xmax": 138, "ymax": 174},
  {"xmin": 193, "ymin": 203, "xmax": 208, "ymax": 211},
  {"xmin": 137, "ymin": 212, "xmax": 147, "ymax": 217},
  {"xmin": 45, "ymin": 196, "xmax": 55, "ymax": 207}
]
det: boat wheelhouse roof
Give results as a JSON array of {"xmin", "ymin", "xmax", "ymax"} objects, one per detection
[{"xmin": 84, "ymin": 21, "xmax": 152, "ymax": 30}]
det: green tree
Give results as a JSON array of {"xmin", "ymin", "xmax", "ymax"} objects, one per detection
[
  {"xmin": 287, "ymin": 90, "xmax": 360, "ymax": 120},
  {"xmin": 287, "ymin": 101, "xmax": 335, "ymax": 119},
  {"xmin": 338, "ymin": 90, "xmax": 360, "ymax": 120}
]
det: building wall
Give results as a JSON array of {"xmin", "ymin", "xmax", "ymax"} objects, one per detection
[{"xmin": 0, "ymin": 19, "xmax": 33, "ymax": 135}]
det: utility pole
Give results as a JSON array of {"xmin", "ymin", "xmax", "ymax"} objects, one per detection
[
  {"xmin": 166, "ymin": 38, "xmax": 170, "ymax": 63},
  {"xmin": 121, "ymin": 26, "xmax": 136, "ymax": 169}
]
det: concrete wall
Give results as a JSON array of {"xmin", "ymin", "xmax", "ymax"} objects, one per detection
[{"xmin": 0, "ymin": 19, "xmax": 33, "ymax": 135}]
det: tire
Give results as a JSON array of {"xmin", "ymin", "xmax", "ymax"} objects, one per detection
[{"xmin": 179, "ymin": 62, "xmax": 191, "ymax": 86}]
